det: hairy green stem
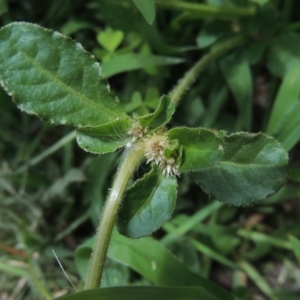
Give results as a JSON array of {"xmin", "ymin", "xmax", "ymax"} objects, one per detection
[
  {"xmin": 85, "ymin": 143, "xmax": 145, "ymax": 289},
  {"xmin": 169, "ymin": 35, "xmax": 248, "ymax": 106},
  {"xmin": 84, "ymin": 32, "xmax": 247, "ymax": 292}
]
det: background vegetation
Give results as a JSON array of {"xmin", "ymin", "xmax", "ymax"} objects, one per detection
[{"xmin": 1, "ymin": 0, "xmax": 300, "ymax": 299}]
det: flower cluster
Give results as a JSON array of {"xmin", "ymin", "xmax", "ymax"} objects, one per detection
[
  {"xmin": 159, "ymin": 157, "xmax": 179, "ymax": 177},
  {"xmin": 143, "ymin": 133, "xmax": 179, "ymax": 177},
  {"xmin": 127, "ymin": 122, "xmax": 149, "ymax": 142}
]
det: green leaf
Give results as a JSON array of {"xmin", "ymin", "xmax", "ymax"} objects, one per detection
[
  {"xmin": 0, "ymin": 259, "xmax": 29, "ymax": 278},
  {"xmin": 194, "ymin": 132, "xmax": 289, "ymax": 206},
  {"xmin": 76, "ymin": 117, "xmax": 131, "ymax": 154},
  {"xmin": 97, "ymin": 28, "xmax": 124, "ymax": 53},
  {"xmin": 267, "ymin": 33, "xmax": 300, "ymax": 78},
  {"xmin": 61, "ymin": 20, "xmax": 98, "ymax": 36},
  {"xmin": 267, "ymin": 62, "xmax": 300, "ymax": 136},
  {"xmin": 273, "ymin": 100, "xmax": 300, "ymax": 151},
  {"xmin": 289, "ymin": 168, "xmax": 300, "ymax": 183},
  {"xmin": 124, "ymin": 91, "xmax": 143, "ymax": 113},
  {"xmin": 237, "ymin": 229, "xmax": 292, "ymax": 250},
  {"xmin": 132, "ymin": 0, "xmax": 156, "ymax": 25},
  {"xmin": 101, "ymin": 53, "xmax": 183, "ymax": 78},
  {"xmin": 239, "ymin": 261, "xmax": 275, "ymax": 300},
  {"xmin": 266, "ymin": 62, "xmax": 300, "ymax": 151},
  {"xmin": 155, "ymin": 1, "xmax": 255, "ymax": 19},
  {"xmin": 162, "ymin": 201, "xmax": 223, "ymax": 246},
  {"xmin": 57, "ymin": 286, "xmax": 221, "ymax": 300},
  {"xmin": 270, "ymin": 98, "xmax": 300, "ymax": 141},
  {"xmin": 281, "ymin": 122, "xmax": 300, "ymax": 152},
  {"xmin": 137, "ymin": 95, "xmax": 175, "ymax": 130},
  {"xmin": 167, "ymin": 238, "xmax": 201, "ymax": 274},
  {"xmin": 0, "ymin": 22, "xmax": 127, "ymax": 127},
  {"xmin": 75, "ymin": 231, "xmax": 234, "ymax": 300},
  {"xmin": 101, "ymin": 260, "xmax": 130, "ymax": 287},
  {"xmin": 117, "ymin": 166, "xmax": 177, "ymax": 238},
  {"xmin": 209, "ymin": 225, "xmax": 240, "ymax": 255},
  {"xmin": 241, "ymin": 41, "xmax": 266, "ymax": 65},
  {"xmin": 274, "ymin": 290, "xmax": 300, "ymax": 300},
  {"xmin": 249, "ymin": 0, "xmax": 269, "ymax": 4},
  {"xmin": 220, "ymin": 52, "xmax": 253, "ymax": 130},
  {"xmin": 144, "ymin": 87, "xmax": 160, "ymax": 109},
  {"xmin": 203, "ymin": 81, "xmax": 228, "ymax": 128},
  {"xmin": 168, "ymin": 127, "xmax": 224, "ymax": 172},
  {"xmin": 191, "ymin": 239, "xmax": 238, "ymax": 269},
  {"xmin": 288, "ymin": 235, "xmax": 300, "ymax": 264}
]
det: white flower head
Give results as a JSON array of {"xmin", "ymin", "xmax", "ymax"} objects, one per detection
[
  {"xmin": 127, "ymin": 122, "xmax": 149, "ymax": 142},
  {"xmin": 159, "ymin": 157, "xmax": 179, "ymax": 177},
  {"xmin": 143, "ymin": 133, "xmax": 179, "ymax": 177},
  {"xmin": 144, "ymin": 133, "xmax": 169, "ymax": 164}
]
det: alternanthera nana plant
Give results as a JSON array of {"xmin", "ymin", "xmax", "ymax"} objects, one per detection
[{"xmin": 0, "ymin": 23, "xmax": 288, "ymax": 299}]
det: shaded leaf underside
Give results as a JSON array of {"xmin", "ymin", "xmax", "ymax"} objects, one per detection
[{"xmin": 118, "ymin": 166, "xmax": 177, "ymax": 238}]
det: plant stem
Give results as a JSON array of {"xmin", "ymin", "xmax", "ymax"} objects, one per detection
[
  {"xmin": 84, "ymin": 31, "xmax": 247, "ymax": 293},
  {"xmin": 169, "ymin": 35, "xmax": 248, "ymax": 106},
  {"xmin": 84, "ymin": 143, "xmax": 145, "ymax": 289},
  {"xmin": 154, "ymin": 0, "xmax": 255, "ymax": 18}
]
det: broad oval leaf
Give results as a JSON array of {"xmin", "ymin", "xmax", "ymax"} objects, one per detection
[
  {"xmin": 168, "ymin": 127, "xmax": 224, "ymax": 172},
  {"xmin": 57, "ymin": 286, "xmax": 220, "ymax": 300},
  {"xmin": 76, "ymin": 117, "xmax": 131, "ymax": 154},
  {"xmin": 194, "ymin": 132, "xmax": 289, "ymax": 206},
  {"xmin": 137, "ymin": 95, "xmax": 175, "ymax": 131},
  {"xmin": 0, "ymin": 22, "xmax": 127, "ymax": 127},
  {"xmin": 75, "ymin": 231, "xmax": 233, "ymax": 300},
  {"xmin": 117, "ymin": 166, "xmax": 177, "ymax": 238}
]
